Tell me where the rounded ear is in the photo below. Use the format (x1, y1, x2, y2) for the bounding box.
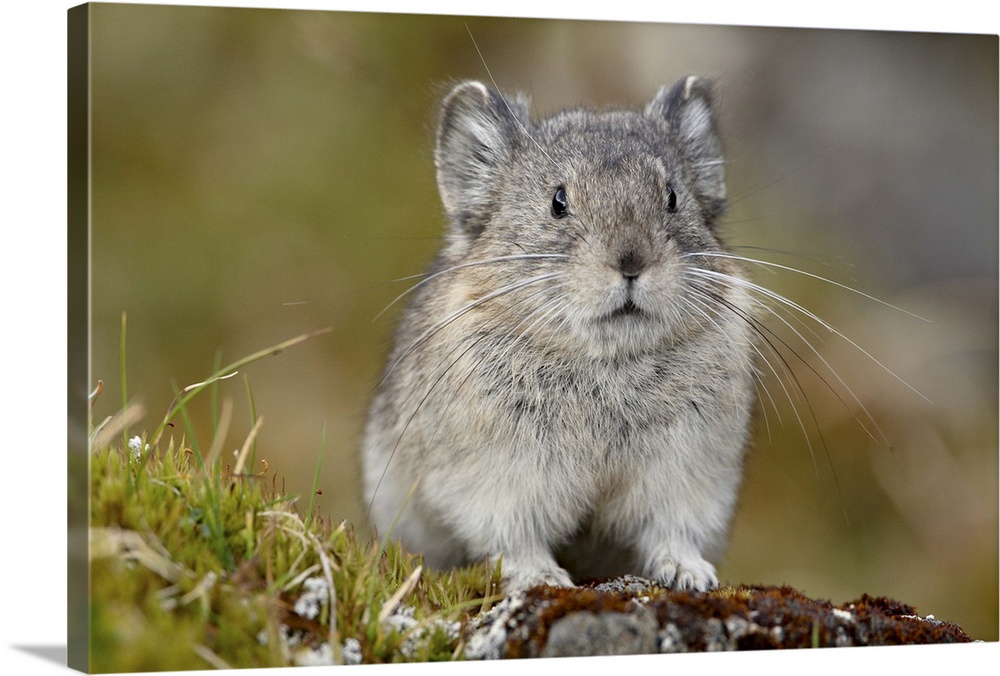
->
(434, 81, 530, 237)
(646, 76, 726, 221)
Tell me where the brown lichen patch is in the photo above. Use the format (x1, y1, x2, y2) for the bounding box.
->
(839, 593, 973, 646)
(646, 585, 974, 650)
(474, 581, 974, 659)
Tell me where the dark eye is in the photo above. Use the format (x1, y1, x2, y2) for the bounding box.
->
(551, 185, 569, 218)
(666, 185, 677, 212)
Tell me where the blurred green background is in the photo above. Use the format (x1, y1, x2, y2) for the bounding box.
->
(88, 4, 998, 640)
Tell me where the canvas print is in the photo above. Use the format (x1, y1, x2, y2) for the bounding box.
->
(69, 2, 998, 671)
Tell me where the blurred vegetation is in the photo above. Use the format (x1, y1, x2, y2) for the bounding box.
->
(87, 3, 998, 644)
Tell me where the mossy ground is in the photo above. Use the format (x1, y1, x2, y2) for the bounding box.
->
(89, 436, 502, 671)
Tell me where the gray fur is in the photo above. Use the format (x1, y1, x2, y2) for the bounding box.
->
(362, 76, 757, 592)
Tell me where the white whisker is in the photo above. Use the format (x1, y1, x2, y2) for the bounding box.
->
(418, 287, 570, 455)
(379, 271, 563, 386)
(373, 253, 569, 322)
(465, 24, 559, 169)
(367, 275, 565, 514)
(688, 265, 931, 405)
(683, 279, 820, 467)
(691, 267, 891, 445)
(684, 251, 930, 323)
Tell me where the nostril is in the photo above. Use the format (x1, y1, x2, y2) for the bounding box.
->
(619, 251, 645, 279)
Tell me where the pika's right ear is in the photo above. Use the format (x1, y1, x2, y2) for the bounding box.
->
(435, 81, 528, 237)
(647, 76, 726, 223)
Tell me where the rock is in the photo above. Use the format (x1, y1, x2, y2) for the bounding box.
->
(541, 607, 660, 657)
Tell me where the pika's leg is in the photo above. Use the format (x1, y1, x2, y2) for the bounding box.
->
(637, 534, 719, 591)
(602, 448, 742, 592)
(461, 517, 576, 591)
(494, 548, 574, 592)
(450, 486, 581, 592)
(630, 487, 737, 591)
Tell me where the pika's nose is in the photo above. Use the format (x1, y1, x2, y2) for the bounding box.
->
(618, 250, 645, 279)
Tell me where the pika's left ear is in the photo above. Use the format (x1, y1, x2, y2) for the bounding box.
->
(646, 76, 726, 222)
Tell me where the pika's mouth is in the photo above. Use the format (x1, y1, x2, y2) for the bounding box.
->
(606, 298, 646, 320)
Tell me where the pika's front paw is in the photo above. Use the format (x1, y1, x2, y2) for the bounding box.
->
(502, 563, 574, 593)
(648, 553, 718, 592)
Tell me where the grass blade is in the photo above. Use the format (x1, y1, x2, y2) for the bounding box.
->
(150, 328, 332, 448)
(305, 421, 326, 532)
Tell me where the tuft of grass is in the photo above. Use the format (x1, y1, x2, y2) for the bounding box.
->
(88, 331, 502, 670)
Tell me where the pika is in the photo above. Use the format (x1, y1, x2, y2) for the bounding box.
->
(362, 76, 757, 592)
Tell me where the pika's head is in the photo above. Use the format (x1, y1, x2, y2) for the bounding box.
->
(432, 77, 742, 357)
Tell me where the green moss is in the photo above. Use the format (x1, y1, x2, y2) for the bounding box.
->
(89, 436, 501, 670)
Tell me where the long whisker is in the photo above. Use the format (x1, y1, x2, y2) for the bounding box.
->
(365, 275, 567, 510)
(431, 290, 569, 434)
(724, 154, 819, 208)
(682, 288, 783, 428)
(366, 327, 494, 518)
(688, 262, 931, 405)
(690, 267, 891, 446)
(728, 244, 852, 271)
(685, 273, 852, 492)
(373, 253, 570, 322)
(465, 24, 559, 169)
(369, 281, 565, 514)
(734, 295, 851, 521)
(685, 251, 929, 323)
(678, 290, 781, 436)
(683, 280, 821, 470)
(378, 271, 563, 387)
